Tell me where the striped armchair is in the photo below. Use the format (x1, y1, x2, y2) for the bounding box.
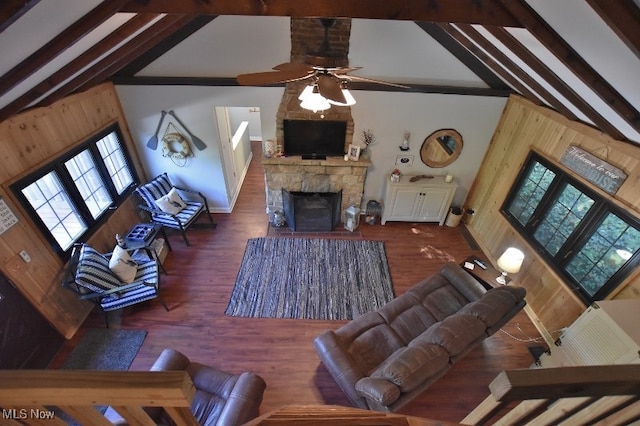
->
(135, 173, 215, 246)
(62, 244, 168, 327)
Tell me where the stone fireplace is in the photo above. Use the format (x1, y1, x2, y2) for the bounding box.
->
(264, 18, 369, 221)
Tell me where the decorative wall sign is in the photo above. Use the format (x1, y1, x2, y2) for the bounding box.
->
(560, 145, 627, 195)
(0, 198, 19, 234)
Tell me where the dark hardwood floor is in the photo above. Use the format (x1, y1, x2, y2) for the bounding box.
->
(51, 142, 542, 423)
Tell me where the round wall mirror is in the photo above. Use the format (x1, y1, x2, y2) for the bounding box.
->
(420, 129, 463, 168)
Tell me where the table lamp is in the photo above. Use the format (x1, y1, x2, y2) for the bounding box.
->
(496, 247, 524, 285)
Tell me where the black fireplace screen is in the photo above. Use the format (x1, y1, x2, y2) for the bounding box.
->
(282, 189, 342, 232)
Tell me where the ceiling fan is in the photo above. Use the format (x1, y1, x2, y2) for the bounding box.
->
(236, 18, 408, 105)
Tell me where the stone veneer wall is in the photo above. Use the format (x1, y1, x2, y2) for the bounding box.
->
(264, 17, 367, 219)
(263, 157, 370, 216)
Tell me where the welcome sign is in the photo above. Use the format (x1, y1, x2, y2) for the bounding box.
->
(560, 145, 627, 195)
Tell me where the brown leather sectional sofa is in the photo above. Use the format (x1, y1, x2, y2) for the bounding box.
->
(314, 262, 526, 412)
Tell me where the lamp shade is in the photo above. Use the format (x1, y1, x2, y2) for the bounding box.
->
(300, 85, 331, 112)
(497, 247, 525, 274)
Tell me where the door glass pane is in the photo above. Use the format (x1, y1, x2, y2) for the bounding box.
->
(565, 213, 640, 296)
(65, 150, 112, 218)
(96, 132, 134, 194)
(507, 161, 556, 226)
(21, 172, 87, 250)
(533, 184, 595, 255)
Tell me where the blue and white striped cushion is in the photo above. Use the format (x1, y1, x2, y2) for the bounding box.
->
(75, 245, 122, 294)
(99, 258, 159, 310)
(133, 259, 159, 284)
(135, 173, 173, 208)
(151, 201, 203, 228)
(100, 284, 158, 311)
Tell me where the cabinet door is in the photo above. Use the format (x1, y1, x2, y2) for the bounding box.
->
(416, 188, 450, 221)
(388, 187, 422, 220)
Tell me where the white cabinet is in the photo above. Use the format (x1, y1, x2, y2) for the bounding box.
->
(381, 175, 457, 225)
(534, 299, 640, 368)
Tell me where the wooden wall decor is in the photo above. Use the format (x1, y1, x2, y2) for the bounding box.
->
(0, 198, 19, 234)
(0, 82, 148, 339)
(465, 95, 640, 342)
(559, 144, 627, 195)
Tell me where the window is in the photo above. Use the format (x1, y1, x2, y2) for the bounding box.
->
(12, 124, 138, 257)
(502, 152, 640, 304)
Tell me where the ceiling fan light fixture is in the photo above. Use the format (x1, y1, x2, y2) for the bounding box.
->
(300, 84, 331, 112)
(298, 84, 315, 101)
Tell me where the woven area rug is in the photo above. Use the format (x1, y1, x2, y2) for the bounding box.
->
(225, 237, 395, 320)
(61, 329, 147, 370)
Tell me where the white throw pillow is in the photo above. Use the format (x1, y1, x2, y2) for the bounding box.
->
(155, 187, 186, 215)
(109, 245, 138, 284)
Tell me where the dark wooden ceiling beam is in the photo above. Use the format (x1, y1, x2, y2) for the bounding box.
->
(453, 23, 578, 120)
(586, 0, 640, 60)
(38, 15, 196, 108)
(0, 0, 128, 97)
(111, 76, 513, 97)
(439, 24, 544, 108)
(497, 0, 640, 136)
(120, 0, 522, 27)
(0, 0, 39, 34)
(485, 26, 625, 140)
(415, 22, 509, 90)
(0, 14, 159, 123)
(115, 15, 218, 77)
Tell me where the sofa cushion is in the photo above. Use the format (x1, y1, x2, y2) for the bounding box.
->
(440, 262, 487, 302)
(355, 377, 401, 406)
(377, 294, 438, 344)
(459, 286, 527, 328)
(347, 323, 405, 374)
(371, 344, 449, 392)
(415, 314, 486, 357)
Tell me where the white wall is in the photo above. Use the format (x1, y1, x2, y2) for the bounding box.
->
(116, 84, 506, 214)
(115, 85, 282, 212)
(350, 91, 507, 207)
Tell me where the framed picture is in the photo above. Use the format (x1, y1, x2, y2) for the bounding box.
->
(395, 155, 414, 166)
(348, 144, 361, 161)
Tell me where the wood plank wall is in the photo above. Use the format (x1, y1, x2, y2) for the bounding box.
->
(0, 83, 148, 339)
(466, 95, 640, 339)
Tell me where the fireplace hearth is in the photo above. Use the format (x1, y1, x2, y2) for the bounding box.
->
(282, 189, 342, 232)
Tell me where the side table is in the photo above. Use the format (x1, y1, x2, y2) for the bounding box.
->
(124, 223, 172, 272)
(461, 255, 511, 290)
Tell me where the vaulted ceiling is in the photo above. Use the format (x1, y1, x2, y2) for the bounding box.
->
(1, 0, 639, 145)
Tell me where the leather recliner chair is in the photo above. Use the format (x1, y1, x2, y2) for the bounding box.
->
(105, 348, 266, 425)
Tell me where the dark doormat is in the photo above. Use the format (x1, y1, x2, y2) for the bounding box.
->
(61, 328, 147, 370)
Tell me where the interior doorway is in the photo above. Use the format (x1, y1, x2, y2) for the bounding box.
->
(214, 106, 262, 210)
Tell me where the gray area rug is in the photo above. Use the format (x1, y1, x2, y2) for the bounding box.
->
(61, 328, 147, 370)
(225, 238, 395, 320)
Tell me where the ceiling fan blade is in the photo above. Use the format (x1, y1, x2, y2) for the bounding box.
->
(272, 62, 314, 72)
(334, 66, 362, 73)
(317, 74, 346, 104)
(237, 68, 314, 86)
(338, 74, 410, 89)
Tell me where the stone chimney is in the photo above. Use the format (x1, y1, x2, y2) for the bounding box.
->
(275, 18, 354, 152)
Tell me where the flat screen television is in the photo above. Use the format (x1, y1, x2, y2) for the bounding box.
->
(283, 119, 347, 158)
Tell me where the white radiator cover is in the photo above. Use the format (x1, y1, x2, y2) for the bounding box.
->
(536, 299, 640, 368)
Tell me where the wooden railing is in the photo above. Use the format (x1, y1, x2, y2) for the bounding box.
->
(0, 370, 197, 425)
(462, 364, 640, 425)
(2, 366, 639, 425)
